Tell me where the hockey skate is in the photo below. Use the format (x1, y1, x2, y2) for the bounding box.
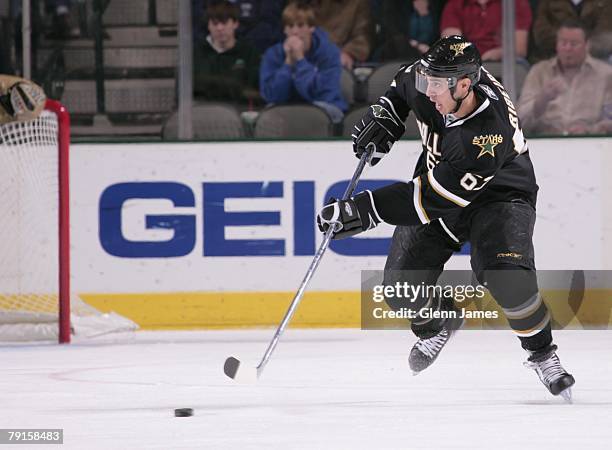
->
(408, 303, 464, 375)
(524, 344, 575, 403)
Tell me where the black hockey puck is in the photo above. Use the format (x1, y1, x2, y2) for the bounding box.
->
(174, 408, 194, 417)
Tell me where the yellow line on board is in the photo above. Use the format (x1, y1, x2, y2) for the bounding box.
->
(79, 289, 612, 330)
(80, 291, 362, 330)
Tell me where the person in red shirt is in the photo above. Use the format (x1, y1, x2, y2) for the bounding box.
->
(440, 0, 532, 61)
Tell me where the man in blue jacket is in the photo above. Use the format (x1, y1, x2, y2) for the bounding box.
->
(259, 1, 348, 123)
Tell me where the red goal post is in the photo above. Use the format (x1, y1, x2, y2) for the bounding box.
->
(0, 99, 135, 343)
(46, 99, 71, 343)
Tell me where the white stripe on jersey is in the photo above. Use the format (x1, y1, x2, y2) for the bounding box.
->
(445, 98, 490, 128)
(380, 96, 401, 123)
(365, 190, 383, 223)
(427, 171, 471, 207)
(412, 177, 430, 224)
(438, 218, 460, 243)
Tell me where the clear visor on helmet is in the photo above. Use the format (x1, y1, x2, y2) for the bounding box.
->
(415, 63, 457, 95)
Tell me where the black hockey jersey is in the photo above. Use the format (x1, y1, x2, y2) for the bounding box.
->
(370, 64, 539, 228)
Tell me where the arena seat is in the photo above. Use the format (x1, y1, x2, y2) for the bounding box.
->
(341, 68, 356, 106)
(366, 62, 404, 103)
(254, 104, 333, 138)
(162, 102, 246, 140)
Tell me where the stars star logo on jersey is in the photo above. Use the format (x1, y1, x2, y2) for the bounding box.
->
(371, 104, 399, 127)
(449, 42, 471, 57)
(473, 134, 503, 158)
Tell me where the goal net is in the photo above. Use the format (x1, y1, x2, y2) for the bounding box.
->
(0, 99, 136, 342)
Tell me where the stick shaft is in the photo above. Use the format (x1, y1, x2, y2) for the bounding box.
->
(255, 151, 371, 375)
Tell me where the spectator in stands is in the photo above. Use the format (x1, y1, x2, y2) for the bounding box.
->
(195, 0, 285, 54)
(371, 0, 441, 62)
(233, 0, 285, 54)
(312, 0, 371, 70)
(531, 0, 612, 62)
(260, 1, 347, 122)
(518, 19, 612, 135)
(193, 1, 260, 103)
(440, 0, 532, 61)
(408, 0, 438, 53)
(370, 0, 409, 61)
(45, 0, 81, 39)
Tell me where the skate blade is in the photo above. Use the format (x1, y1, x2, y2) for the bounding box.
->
(560, 388, 573, 404)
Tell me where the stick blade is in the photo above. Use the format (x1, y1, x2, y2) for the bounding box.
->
(224, 356, 241, 379)
(223, 356, 258, 383)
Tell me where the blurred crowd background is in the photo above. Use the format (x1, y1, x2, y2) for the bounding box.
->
(1, 0, 610, 140)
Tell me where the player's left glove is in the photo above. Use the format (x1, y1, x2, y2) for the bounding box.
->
(352, 97, 405, 166)
(316, 191, 381, 240)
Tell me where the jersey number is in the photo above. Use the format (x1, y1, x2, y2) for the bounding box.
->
(460, 173, 493, 191)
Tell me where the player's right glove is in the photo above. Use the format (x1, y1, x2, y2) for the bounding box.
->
(316, 191, 381, 240)
(352, 97, 405, 166)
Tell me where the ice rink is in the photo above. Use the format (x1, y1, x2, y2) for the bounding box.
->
(2, 328, 611, 449)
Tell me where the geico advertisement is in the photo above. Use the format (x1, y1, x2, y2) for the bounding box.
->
(70, 139, 608, 293)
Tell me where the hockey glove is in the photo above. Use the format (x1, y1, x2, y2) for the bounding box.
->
(352, 97, 405, 166)
(316, 191, 381, 240)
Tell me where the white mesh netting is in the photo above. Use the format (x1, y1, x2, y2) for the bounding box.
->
(0, 110, 136, 341)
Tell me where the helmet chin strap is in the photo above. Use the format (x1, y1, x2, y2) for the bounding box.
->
(449, 87, 471, 115)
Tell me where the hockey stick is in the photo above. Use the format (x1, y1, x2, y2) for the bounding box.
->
(223, 146, 374, 382)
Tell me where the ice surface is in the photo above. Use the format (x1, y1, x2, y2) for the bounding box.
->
(1, 329, 611, 449)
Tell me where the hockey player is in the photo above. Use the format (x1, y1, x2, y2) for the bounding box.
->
(316, 36, 575, 401)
